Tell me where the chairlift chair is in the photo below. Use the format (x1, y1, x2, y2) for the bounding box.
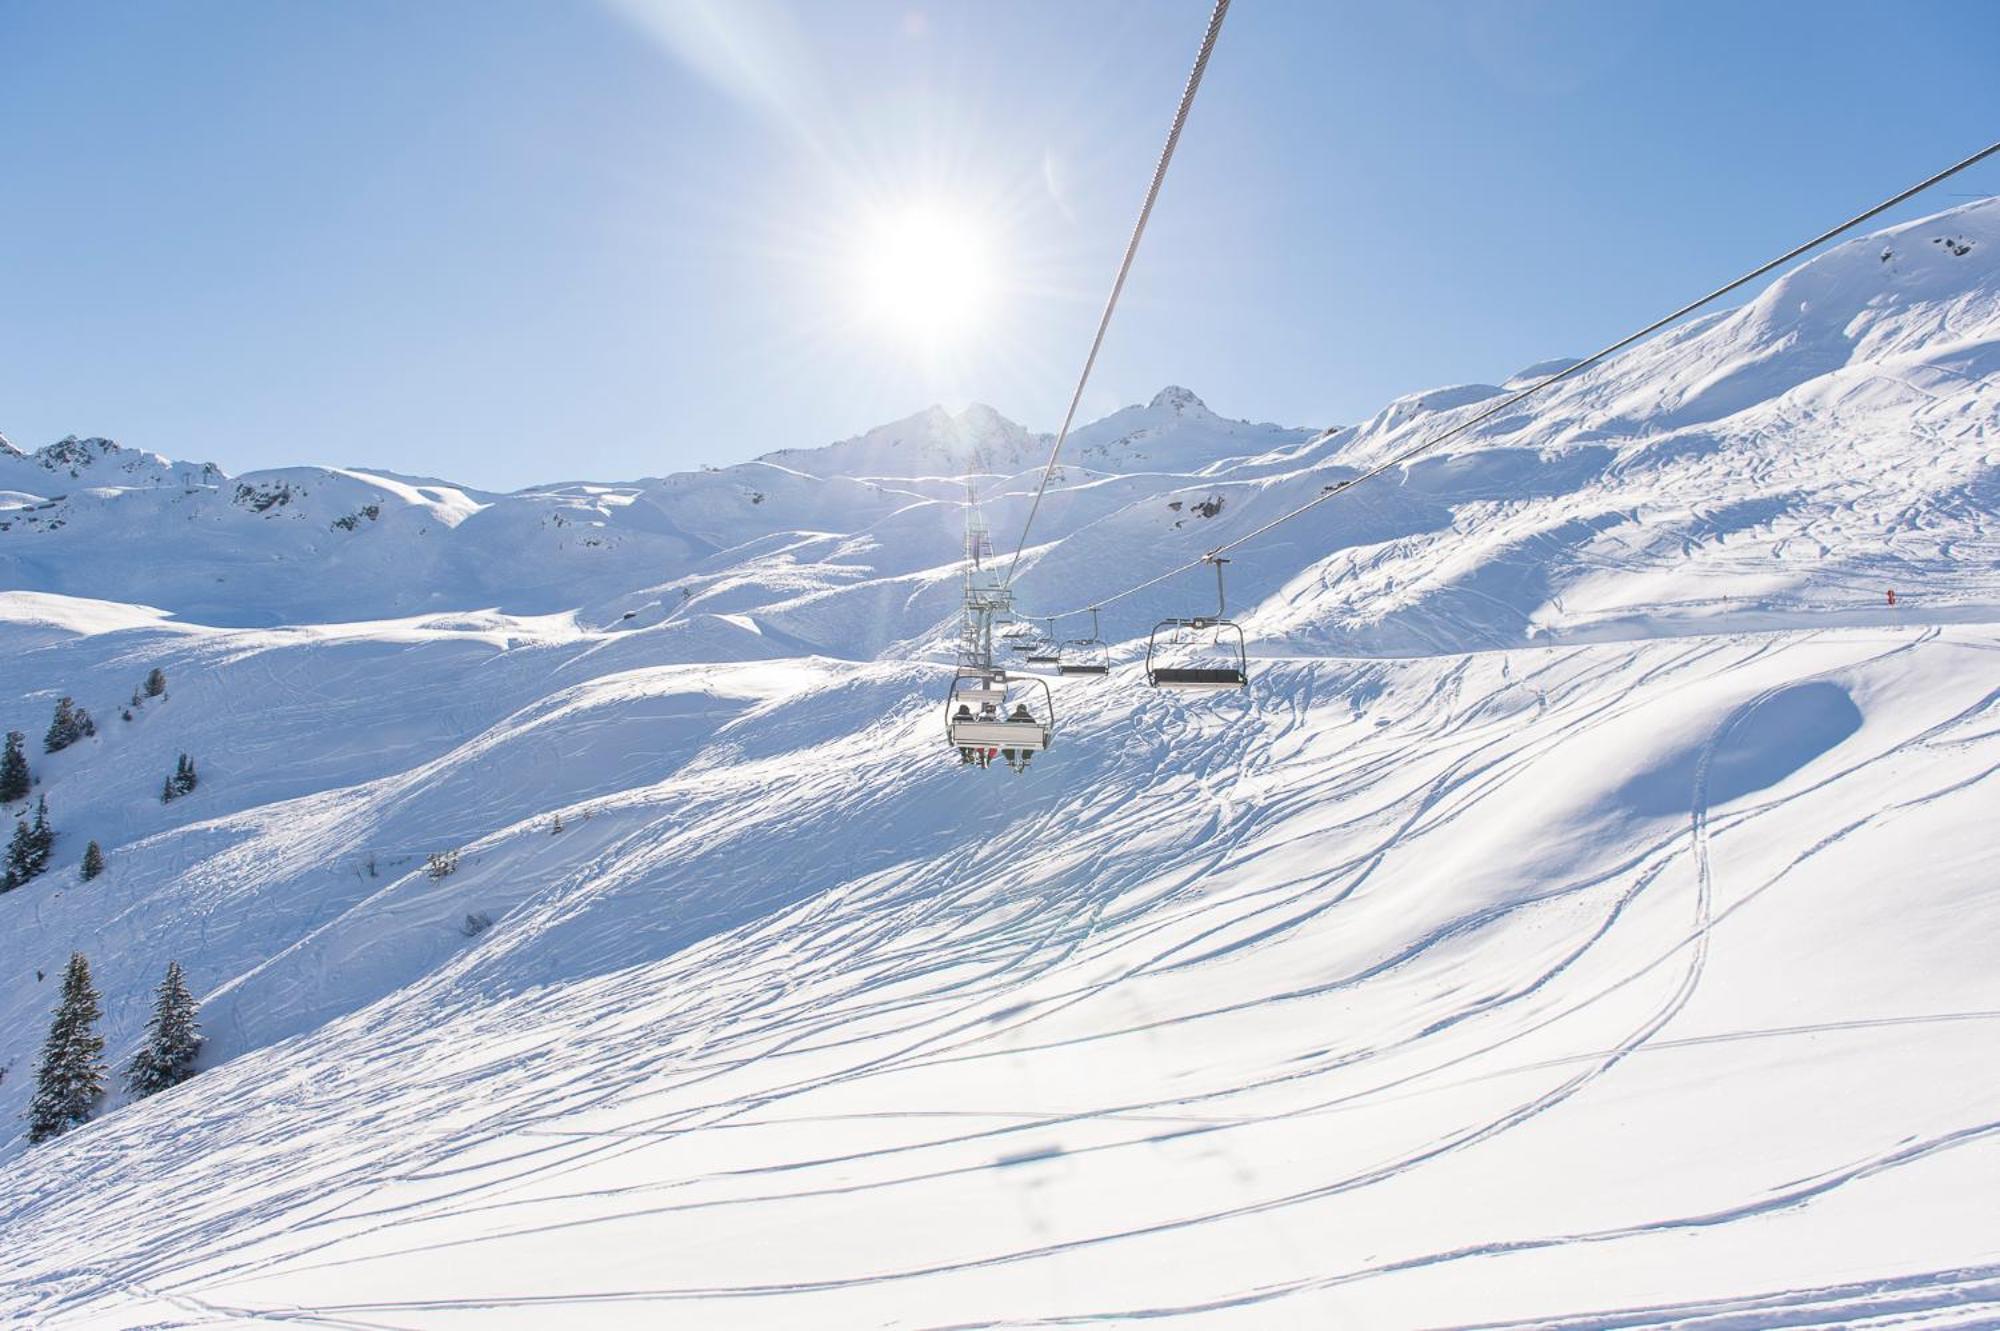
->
(950, 668, 1008, 709)
(1025, 618, 1062, 665)
(946, 671, 1054, 771)
(1147, 557, 1249, 690)
(1057, 608, 1111, 676)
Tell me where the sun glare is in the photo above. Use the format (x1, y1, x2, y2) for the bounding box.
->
(849, 205, 996, 348)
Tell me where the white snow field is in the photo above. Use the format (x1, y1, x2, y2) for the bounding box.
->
(0, 202, 1995, 1328)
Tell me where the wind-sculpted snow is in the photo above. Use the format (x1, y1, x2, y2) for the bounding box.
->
(0, 200, 1997, 1328)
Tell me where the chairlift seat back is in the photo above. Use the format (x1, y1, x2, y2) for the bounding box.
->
(949, 718, 1049, 751)
(1150, 666, 1246, 689)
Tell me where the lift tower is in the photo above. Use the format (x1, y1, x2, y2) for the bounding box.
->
(958, 478, 1013, 673)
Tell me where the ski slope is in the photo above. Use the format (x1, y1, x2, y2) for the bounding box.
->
(0, 201, 1996, 1328)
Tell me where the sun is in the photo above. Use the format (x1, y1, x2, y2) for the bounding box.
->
(848, 204, 996, 348)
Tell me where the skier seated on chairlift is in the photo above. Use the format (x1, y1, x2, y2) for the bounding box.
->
(954, 703, 976, 764)
(1003, 702, 1037, 772)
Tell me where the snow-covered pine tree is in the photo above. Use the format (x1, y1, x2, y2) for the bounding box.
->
(126, 960, 202, 1098)
(28, 952, 106, 1143)
(161, 775, 175, 804)
(145, 667, 167, 698)
(0, 730, 29, 802)
(43, 697, 96, 752)
(26, 795, 53, 877)
(173, 753, 199, 796)
(44, 697, 77, 753)
(81, 840, 105, 881)
(5, 797, 55, 888)
(2, 818, 29, 891)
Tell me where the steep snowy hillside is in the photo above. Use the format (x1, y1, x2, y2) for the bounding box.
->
(1, 609, 1994, 1328)
(0, 200, 1996, 1328)
(1004, 203, 2000, 654)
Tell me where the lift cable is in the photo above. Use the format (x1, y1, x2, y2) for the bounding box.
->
(1001, 0, 1232, 588)
(1019, 136, 2000, 623)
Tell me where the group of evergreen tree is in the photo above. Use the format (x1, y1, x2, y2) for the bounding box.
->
(125, 668, 168, 720)
(3, 796, 54, 891)
(1, 730, 30, 803)
(43, 697, 96, 754)
(160, 753, 199, 803)
(27, 954, 203, 1145)
(0, 788, 107, 887)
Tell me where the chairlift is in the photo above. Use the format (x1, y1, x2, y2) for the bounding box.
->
(1058, 608, 1111, 676)
(1146, 557, 1248, 690)
(946, 670, 1054, 773)
(1025, 618, 1062, 665)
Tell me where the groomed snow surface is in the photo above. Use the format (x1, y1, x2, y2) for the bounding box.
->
(0, 202, 1996, 1327)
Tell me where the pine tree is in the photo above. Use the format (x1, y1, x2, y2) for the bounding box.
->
(80, 840, 105, 881)
(126, 960, 202, 1099)
(44, 697, 76, 753)
(173, 753, 199, 796)
(43, 697, 95, 753)
(0, 730, 29, 803)
(26, 795, 53, 876)
(145, 667, 167, 698)
(28, 953, 106, 1143)
(161, 774, 176, 804)
(4, 797, 54, 889)
(2, 819, 28, 891)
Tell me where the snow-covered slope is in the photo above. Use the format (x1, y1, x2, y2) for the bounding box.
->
(0, 200, 1996, 1328)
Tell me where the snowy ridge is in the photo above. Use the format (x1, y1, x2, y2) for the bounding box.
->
(0, 200, 1996, 1328)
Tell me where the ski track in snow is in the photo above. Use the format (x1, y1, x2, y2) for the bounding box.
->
(2, 625, 1994, 1329)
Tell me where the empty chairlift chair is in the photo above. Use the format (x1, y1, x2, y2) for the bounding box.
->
(1057, 608, 1111, 676)
(1025, 618, 1062, 665)
(1146, 557, 1249, 691)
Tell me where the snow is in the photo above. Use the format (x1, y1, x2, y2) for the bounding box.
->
(0, 200, 1995, 1328)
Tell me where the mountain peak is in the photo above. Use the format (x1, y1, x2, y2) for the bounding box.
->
(1148, 385, 1208, 414)
(0, 434, 224, 493)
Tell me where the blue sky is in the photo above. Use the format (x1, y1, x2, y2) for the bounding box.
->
(3, 0, 1996, 489)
